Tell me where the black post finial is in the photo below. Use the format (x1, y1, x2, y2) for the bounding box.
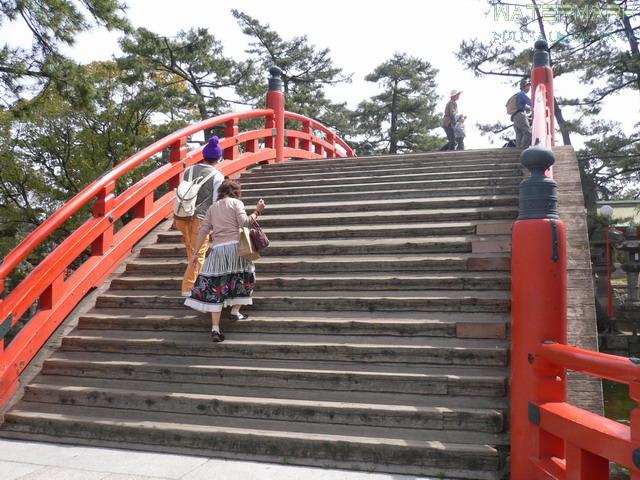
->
(518, 146, 558, 220)
(533, 40, 550, 68)
(268, 66, 283, 92)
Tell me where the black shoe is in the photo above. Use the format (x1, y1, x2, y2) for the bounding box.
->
(229, 313, 248, 321)
(211, 331, 225, 342)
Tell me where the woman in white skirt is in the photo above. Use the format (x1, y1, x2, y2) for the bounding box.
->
(185, 179, 266, 342)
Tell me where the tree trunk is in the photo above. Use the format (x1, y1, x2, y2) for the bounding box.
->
(553, 99, 572, 146)
(622, 13, 640, 91)
(389, 83, 398, 154)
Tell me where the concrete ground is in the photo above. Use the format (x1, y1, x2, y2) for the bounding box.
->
(0, 439, 446, 480)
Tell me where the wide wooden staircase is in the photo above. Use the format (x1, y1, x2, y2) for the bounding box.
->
(0, 150, 522, 479)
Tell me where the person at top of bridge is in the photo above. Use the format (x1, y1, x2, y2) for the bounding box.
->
(174, 136, 225, 297)
(510, 79, 532, 148)
(454, 114, 466, 151)
(439, 89, 462, 151)
(184, 180, 266, 342)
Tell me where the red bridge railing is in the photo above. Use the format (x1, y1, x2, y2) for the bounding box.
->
(0, 66, 354, 408)
(511, 40, 640, 479)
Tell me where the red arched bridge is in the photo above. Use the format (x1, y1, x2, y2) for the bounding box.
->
(0, 41, 636, 480)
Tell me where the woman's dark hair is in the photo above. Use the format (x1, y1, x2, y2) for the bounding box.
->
(217, 179, 242, 200)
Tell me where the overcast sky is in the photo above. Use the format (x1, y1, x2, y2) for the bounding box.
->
(5, 0, 639, 148)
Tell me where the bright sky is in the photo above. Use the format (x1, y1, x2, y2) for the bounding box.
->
(5, 0, 639, 149)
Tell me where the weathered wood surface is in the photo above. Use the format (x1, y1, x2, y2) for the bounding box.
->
(553, 146, 603, 415)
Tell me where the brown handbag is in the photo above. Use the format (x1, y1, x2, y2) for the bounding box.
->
(249, 218, 269, 252)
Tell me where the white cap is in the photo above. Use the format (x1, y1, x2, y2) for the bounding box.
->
(450, 89, 462, 97)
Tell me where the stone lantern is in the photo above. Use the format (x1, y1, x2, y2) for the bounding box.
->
(618, 226, 640, 334)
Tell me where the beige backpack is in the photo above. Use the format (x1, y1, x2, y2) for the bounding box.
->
(506, 94, 519, 115)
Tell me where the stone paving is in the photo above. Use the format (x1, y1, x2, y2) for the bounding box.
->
(0, 439, 445, 480)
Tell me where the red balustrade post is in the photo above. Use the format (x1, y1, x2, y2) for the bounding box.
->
(169, 137, 188, 190)
(300, 120, 312, 152)
(265, 67, 285, 162)
(326, 132, 336, 158)
(224, 118, 239, 160)
(132, 193, 154, 219)
(511, 146, 567, 479)
(91, 181, 116, 256)
(530, 40, 555, 147)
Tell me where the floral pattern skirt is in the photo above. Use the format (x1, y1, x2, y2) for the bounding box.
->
(184, 240, 255, 313)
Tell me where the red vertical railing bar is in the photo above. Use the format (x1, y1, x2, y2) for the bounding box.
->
(91, 181, 116, 256)
(224, 118, 240, 160)
(510, 164, 567, 477)
(286, 134, 297, 150)
(265, 66, 285, 163)
(300, 120, 312, 152)
(169, 137, 187, 190)
(326, 132, 336, 159)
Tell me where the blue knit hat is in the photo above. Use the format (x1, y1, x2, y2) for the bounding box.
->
(202, 136, 223, 160)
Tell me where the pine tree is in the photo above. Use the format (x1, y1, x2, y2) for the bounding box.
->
(354, 53, 442, 154)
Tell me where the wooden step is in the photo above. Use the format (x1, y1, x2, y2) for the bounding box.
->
(1, 406, 505, 479)
(23, 383, 505, 433)
(78, 309, 509, 339)
(242, 161, 521, 181)
(59, 330, 509, 366)
(125, 253, 511, 275)
(95, 289, 511, 313)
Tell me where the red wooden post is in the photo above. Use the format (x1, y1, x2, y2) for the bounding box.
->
(246, 138, 258, 154)
(265, 67, 285, 162)
(91, 181, 116, 256)
(300, 120, 312, 152)
(132, 193, 154, 219)
(630, 384, 640, 480)
(326, 132, 336, 158)
(511, 146, 567, 479)
(566, 444, 609, 480)
(530, 40, 555, 147)
(169, 137, 187, 190)
(224, 118, 239, 160)
(39, 273, 65, 311)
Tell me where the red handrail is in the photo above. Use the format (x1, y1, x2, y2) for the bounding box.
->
(511, 40, 640, 480)
(0, 80, 355, 407)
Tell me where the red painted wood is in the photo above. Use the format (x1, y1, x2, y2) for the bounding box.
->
(537, 343, 640, 384)
(0, 103, 354, 409)
(511, 218, 568, 479)
(540, 402, 638, 471)
(565, 443, 608, 480)
(266, 90, 285, 162)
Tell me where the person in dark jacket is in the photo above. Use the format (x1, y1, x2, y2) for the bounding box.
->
(512, 79, 532, 148)
(440, 89, 462, 151)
